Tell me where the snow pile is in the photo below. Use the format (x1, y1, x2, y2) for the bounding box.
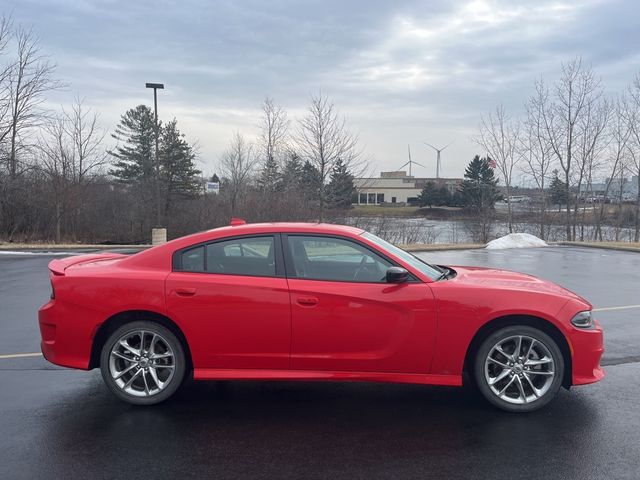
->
(485, 233, 547, 250)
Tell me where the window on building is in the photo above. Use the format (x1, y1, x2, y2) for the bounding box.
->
(368, 193, 376, 204)
(391, 197, 396, 203)
(376, 193, 385, 204)
(359, 193, 367, 204)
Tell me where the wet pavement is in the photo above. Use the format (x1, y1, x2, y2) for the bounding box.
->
(1, 246, 639, 479)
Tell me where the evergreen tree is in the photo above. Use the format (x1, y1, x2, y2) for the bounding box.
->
(257, 155, 281, 193)
(159, 119, 201, 214)
(460, 155, 501, 211)
(280, 152, 304, 192)
(326, 158, 355, 209)
(435, 185, 451, 206)
(109, 105, 157, 183)
(210, 173, 220, 183)
(549, 169, 568, 210)
(300, 160, 322, 203)
(418, 181, 438, 208)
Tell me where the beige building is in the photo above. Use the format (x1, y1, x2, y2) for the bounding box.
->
(354, 171, 462, 205)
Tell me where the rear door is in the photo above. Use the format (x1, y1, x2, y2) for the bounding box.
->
(284, 234, 436, 374)
(165, 234, 291, 370)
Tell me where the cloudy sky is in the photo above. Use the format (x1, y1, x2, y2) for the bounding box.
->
(4, 0, 640, 179)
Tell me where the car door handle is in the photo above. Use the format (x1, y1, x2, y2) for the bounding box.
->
(175, 287, 197, 297)
(296, 296, 318, 307)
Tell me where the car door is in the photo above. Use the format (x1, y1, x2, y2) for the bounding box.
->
(283, 234, 437, 374)
(165, 234, 291, 370)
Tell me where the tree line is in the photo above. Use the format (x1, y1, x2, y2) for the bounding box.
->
(0, 15, 362, 244)
(475, 58, 640, 242)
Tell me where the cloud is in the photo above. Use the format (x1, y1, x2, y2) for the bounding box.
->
(4, 0, 640, 177)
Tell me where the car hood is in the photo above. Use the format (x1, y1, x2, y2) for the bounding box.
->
(446, 265, 590, 306)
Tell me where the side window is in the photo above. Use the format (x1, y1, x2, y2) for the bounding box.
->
(287, 236, 392, 282)
(180, 246, 204, 272)
(206, 236, 275, 277)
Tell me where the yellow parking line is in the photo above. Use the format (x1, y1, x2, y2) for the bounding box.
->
(0, 352, 42, 359)
(593, 305, 640, 312)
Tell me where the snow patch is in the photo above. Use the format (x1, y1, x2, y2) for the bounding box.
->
(485, 233, 548, 250)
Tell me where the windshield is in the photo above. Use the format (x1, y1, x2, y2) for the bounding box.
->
(361, 232, 444, 280)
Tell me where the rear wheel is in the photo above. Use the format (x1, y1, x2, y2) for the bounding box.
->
(100, 321, 186, 405)
(474, 325, 564, 413)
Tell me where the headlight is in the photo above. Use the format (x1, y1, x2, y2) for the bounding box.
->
(571, 310, 593, 329)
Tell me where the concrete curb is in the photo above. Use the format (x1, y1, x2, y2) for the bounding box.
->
(552, 241, 640, 253)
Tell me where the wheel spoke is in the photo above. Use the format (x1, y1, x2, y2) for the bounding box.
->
(114, 363, 137, 380)
(525, 369, 554, 376)
(515, 336, 523, 360)
(495, 345, 514, 362)
(487, 357, 510, 368)
(111, 351, 135, 362)
(154, 364, 174, 370)
(497, 376, 516, 396)
(150, 334, 158, 355)
(525, 338, 536, 360)
(489, 369, 511, 386)
(525, 357, 553, 366)
(149, 367, 164, 389)
(142, 369, 150, 395)
(139, 331, 146, 354)
(150, 352, 172, 360)
(123, 368, 142, 389)
(515, 376, 527, 403)
(523, 373, 541, 398)
(119, 340, 140, 356)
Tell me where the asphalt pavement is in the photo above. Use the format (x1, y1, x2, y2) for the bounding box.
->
(1, 246, 639, 479)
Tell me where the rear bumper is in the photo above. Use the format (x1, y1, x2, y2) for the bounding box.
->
(38, 299, 93, 370)
(570, 320, 605, 385)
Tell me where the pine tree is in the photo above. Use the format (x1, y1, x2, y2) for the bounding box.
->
(326, 159, 355, 209)
(109, 105, 157, 183)
(460, 155, 500, 211)
(280, 152, 304, 192)
(300, 160, 322, 203)
(159, 119, 201, 214)
(418, 181, 438, 208)
(549, 169, 568, 210)
(257, 155, 281, 193)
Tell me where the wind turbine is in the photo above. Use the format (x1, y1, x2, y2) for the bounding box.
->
(398, 144, 426, 177)
(423, 140, 454, 179)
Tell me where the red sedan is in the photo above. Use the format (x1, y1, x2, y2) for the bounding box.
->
(38, 221, 604, 412)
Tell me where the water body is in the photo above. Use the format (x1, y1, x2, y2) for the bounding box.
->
(342, 216, 637, 244)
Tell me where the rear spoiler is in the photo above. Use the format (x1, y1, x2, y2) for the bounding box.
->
(48, 253, 126, 276)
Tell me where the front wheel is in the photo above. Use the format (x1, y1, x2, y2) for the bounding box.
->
(474, 325, 564, 413)
(100, 321, 187, 405)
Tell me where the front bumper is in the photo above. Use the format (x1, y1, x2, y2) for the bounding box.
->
(569, 319, 605, 385)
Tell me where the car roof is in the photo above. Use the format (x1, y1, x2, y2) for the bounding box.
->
(122, 222, 365, 269)
(206, 222, 364, 236)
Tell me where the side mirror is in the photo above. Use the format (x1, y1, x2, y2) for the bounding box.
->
(386, 266, 409, 283)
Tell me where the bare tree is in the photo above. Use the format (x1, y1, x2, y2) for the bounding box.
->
(3, 25, 62, 177)
(537, 58, 603, 240)
(594, 97, 630, 240)
(295, 93, 362, 221)
(626, 72, 640, 242)
(0, 14, 13, 147)
(523, 80, 556, 239)
(258, 97, 289, 165)
(36, 98, 107, 242)
(219, 132, 256, 213)
(476, 104, 520, 232)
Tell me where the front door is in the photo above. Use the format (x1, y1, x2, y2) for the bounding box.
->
(166, 235, 291, 370)
(284, 235, 436, 374)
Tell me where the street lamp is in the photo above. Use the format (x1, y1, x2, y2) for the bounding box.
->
(146, 82, 164, 226)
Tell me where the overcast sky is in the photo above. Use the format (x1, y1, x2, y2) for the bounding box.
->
(5, 0, 640, 179)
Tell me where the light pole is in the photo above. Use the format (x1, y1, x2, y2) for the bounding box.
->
(146, 82, 164, 226)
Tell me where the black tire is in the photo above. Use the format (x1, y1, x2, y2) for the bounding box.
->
(100, 321, 187, 405)
(473, 325, 564, 413)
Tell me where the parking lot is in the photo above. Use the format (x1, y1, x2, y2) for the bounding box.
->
(1, 246, 639, 479)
